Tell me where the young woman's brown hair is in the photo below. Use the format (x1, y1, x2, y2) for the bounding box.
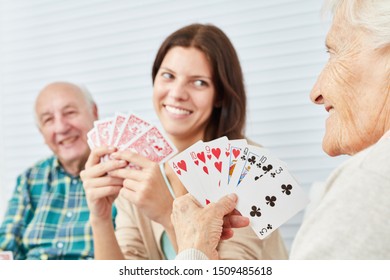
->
(152, 23, 246, 141)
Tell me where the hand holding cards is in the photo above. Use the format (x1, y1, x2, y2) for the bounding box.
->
(169, 137, 309, 239)
(87, 112, 177, 164)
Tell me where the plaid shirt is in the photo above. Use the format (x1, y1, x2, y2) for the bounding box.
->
(0, 156, 114, 260)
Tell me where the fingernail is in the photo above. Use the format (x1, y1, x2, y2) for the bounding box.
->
(108, 146, 116, 151)
(118, 160, 127, 165)
(227, 193, 237, 202)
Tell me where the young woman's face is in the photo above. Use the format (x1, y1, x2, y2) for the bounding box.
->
(153, 46, 216, 145)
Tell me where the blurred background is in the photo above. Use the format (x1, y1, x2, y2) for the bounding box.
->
(0, 0, 347, 252)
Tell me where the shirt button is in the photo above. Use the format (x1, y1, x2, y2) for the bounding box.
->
(56, 242, 64, 249)
(66, 212, 73, 218)
(72, 179, 78, 185)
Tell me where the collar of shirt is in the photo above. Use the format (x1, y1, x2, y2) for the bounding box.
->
(52, 157, 80, 180)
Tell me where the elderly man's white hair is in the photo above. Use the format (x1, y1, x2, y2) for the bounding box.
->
(34, 81, 96, 126)
(323, 0, 390, 48)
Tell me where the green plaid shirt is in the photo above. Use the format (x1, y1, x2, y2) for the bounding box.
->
(0, 156, 114, 260)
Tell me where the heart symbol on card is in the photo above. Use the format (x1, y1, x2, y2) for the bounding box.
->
(197, 152, 206, 163)
(207, 154, 212, 159)
(206, 199, 211, 205)
(212, 148, 221, 159)
(176, 170, 181, 175)
(214, 161, 222, 172)
(177, 160, 187, 172)
(233, 148, 240, 158)
(225, 151, 230, 157)
(194, 160, 199, 165)
(203, 166, 209, 174)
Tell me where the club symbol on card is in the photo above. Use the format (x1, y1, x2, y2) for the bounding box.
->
(267, 224, 273, 230)
(265, 196, 277, 207)
(241, 155, 246, 161)
(250, 206, 261, 217)
(271, 172, 276, 178)
(262, 164, 273, 173)
(256, 162, 262, 168)
(281, 184, 292, 195)
(254, 174, 263, 181)
(248, 156, 256, 165)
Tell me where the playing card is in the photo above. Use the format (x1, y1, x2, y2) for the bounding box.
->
(94, 118, 114, 147)
(237, 146, 289, 187)
(115, 113, 151, 150)
(126, 126, 177, 164)
(0, 251, 13, 260)
(235, 168, 309, 239)
(198, 136, 230, 202)
(229, 145, 273, 188)
(168, 140, 209, 205)
(169, 136, 308, 240)
(108, 112, 128, 146)
(87, 127, 99, 149)
(227, 139, 248, 185)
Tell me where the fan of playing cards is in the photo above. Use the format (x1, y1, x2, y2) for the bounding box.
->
(169, 136, 309, 240)
(87, 112, 178, 164)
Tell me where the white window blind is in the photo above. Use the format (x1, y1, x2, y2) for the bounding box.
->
(0, 0, 347, 252)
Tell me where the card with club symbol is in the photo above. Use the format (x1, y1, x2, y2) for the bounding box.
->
(87, 112, 178, 165)
(169, 136, 309, 239)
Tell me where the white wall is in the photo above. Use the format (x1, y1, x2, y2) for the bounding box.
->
(0, 0, 347, 252)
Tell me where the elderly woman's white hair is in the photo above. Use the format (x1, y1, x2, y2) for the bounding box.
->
(323, 0, 390, 48)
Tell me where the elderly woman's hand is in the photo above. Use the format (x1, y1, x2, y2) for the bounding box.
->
(171, 193, 249, 260)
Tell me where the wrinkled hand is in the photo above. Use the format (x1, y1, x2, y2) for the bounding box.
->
(171, 193, 249, 260)
(80, 146, 127, 221)
(108, 151, 174, 228)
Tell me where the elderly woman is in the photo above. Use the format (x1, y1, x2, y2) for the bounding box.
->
(171, 0, 390, 260)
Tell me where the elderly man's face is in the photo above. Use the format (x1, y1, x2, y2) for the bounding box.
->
(310, 10, 390, 156)
(35, 84, 97, 173)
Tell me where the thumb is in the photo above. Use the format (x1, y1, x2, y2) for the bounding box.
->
(214, 193, 238, 218)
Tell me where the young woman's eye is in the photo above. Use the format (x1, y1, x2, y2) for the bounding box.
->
(162, 72, 173, 79)
(194, 80, 207, 87)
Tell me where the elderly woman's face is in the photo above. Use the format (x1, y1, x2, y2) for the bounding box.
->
(310, 11, 390, 156)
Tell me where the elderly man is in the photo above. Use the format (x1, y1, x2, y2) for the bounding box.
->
(171, 0, 390, 260)
(0, 82, 102, 259)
